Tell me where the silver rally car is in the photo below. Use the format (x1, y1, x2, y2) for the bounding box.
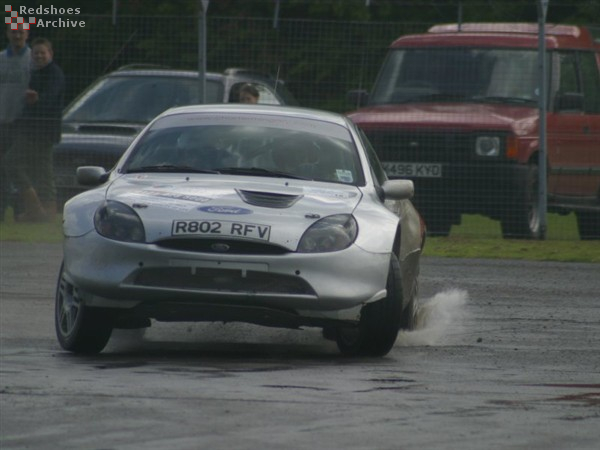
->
(56, 104, 425, 356)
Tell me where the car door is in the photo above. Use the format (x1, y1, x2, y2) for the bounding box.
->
(548, 50, 600, 199)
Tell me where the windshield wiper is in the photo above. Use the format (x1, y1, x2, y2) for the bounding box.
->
(379, 92, 470, 105)
(217, 167, 310, 180)
(414, 92, 470, 102)
(473, 96, 535, 105)
(125, 164, 220, 174)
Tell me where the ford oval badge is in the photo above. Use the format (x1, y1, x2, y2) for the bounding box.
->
(211, 243, 230, 253)
(198, 206, 253, 215)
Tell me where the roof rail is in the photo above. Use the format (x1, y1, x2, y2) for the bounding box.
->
(115, 64, 172, 71)
(428, 23, 584, 38)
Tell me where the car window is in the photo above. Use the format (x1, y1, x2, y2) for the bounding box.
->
(229, 82, 281, 105)
(371, 48, 538, 104)
(557, 52, 580, 94)
(124, 117, 364, 185)
(357, 128, 387, 186)
(580, 51, 600, 114)
(63, 75, 225, 123)
(272, 81, 299, 106)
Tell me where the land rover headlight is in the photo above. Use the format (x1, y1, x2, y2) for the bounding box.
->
(475, 136, 501, 157)
(94, 201, 146, 243)
(297, 214, 358, 253)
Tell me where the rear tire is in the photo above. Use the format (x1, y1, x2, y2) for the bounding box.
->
(501, 164, 544, 239)
(336, 254, 404, 357)
(55, 263, 115, 354)
(576, 211, 600, 240)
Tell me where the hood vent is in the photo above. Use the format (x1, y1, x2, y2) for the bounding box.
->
(237, 189, 303, 209)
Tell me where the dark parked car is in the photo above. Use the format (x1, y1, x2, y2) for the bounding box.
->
(53, 66, 299, 206)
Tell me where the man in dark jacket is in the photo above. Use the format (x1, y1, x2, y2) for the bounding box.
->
(4, 37, 64, 222)
(0, 23, 31, 221)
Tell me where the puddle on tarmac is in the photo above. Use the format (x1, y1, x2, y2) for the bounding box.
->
(396, 289, 469, 346)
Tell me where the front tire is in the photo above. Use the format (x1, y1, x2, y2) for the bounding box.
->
(55, 263, 115, 354)
(335, 254, 405, 357)
(501, 164, 544, 239)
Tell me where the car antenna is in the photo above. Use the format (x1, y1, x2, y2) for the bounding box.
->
(102, 30, 138, 73)
(357, 53, 365, 109)
(274, 65, 281, 95)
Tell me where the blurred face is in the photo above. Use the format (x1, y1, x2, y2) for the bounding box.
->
(6, 25, 29, 51)
(240, 92, 258, 104)
(32, 43, 52, 69)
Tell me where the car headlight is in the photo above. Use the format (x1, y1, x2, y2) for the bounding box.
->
(94, 201, 146, 243)
(297, 214, 358, 253)
(475, 136, 501, 157)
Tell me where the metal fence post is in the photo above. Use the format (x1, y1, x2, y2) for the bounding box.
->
(538, 0, 549, 239)
(198, 0, 209, 104)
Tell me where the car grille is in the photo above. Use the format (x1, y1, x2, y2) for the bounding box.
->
(364, 129, 474, 162)
(237, 189, 302, 208)
(134, 267, 315, 295)
(155, 238, 289, 255)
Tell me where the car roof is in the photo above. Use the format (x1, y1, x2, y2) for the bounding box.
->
(109, 68, 223, 79)
(158, 104, 352, 127)
(394, 23, 597, 50)
(107, 66, 283, 87)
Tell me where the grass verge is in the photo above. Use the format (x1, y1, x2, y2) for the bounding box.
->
(424, 213, 599, 263)
(1, 208, 598, 263)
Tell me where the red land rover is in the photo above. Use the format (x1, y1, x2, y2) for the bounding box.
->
(347, 23, 600, 239)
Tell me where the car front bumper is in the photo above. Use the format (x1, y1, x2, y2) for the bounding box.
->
(63, 232, 393, 325)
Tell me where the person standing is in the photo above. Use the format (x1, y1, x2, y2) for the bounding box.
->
(0, 23, 31, 221)
(3, 37, 65, 222)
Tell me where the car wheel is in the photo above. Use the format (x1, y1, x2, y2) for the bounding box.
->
(576, 211, 600, 240)
(501, 164, 544, 239)
(55, 263, 114, 354)
(335, 254, 404, 357)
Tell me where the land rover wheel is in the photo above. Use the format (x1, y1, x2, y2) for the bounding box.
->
(419, 209, 453, 237)
(576, 211, 600, 240)
(501, 164, 544, 240)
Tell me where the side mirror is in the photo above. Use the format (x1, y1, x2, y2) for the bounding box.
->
(76, 166, 109, 186)
(555, 92, 584, 112)
(347, 89, 369, 108)
(382, 179, 414, 200)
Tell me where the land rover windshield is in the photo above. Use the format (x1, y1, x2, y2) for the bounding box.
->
(369, 48, 539, 105)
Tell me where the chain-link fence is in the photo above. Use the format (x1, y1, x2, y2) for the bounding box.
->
(1, 13, 599, 240)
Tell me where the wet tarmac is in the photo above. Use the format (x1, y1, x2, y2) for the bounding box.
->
(1, 242, 599, 449)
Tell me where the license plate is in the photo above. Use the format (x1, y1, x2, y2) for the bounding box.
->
(172, 220, 271, 241)
(382, 162, 442, 178)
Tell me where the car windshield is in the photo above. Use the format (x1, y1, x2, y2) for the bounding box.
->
(63, 75, 224, 123)
(123, 114, 364, 185)
(370, 48, 539, 105)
